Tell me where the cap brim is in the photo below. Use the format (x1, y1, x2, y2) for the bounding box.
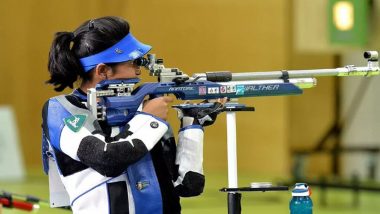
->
(80, 33, 152, 72)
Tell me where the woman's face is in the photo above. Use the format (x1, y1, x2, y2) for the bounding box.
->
(106, 61, 141, 80)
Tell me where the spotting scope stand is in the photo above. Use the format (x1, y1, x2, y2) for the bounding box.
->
(217, 51, 379, 214)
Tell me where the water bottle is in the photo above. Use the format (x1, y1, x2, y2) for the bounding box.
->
(290, 183, 313, 214)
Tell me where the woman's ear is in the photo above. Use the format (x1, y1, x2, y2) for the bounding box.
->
(94, 63, 110, 81)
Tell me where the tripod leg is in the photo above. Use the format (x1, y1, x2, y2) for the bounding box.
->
(228, 192, 242, 214)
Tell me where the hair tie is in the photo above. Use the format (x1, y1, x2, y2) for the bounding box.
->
(88, 20, 95, 30)
(70, 32, 75, 41)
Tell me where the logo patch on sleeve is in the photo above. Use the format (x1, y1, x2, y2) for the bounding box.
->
(63, 114, 87, 132)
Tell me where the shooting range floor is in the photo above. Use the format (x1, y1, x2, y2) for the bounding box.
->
(1, 169, 380, 214)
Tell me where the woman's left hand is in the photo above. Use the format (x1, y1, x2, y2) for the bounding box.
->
(175, 98, 227, 127)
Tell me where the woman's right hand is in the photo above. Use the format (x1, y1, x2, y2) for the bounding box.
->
(142, 96, 174, 120)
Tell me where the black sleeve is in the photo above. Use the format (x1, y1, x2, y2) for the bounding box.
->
(63, 94, 152, 177)
(77, 136, 148, 177)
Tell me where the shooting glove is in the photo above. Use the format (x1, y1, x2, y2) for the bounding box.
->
(175, 101, 224, 127)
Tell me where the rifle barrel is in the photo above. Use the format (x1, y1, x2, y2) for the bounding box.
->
(230, 67, 379, 80)
(219, 78, 316, 89)
(193, 63, 379, 81)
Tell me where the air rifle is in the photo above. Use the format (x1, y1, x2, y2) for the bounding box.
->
(87, 51, 379, 126)
(0, 190, 48, 212)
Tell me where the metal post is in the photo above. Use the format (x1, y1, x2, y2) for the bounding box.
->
(226, 111, 241, 214)
(227, 112, 238, 189)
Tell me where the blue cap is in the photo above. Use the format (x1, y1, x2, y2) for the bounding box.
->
(79, 33, 152, 72)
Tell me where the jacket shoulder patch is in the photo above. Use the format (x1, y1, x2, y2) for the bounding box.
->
(63, 114, 87, 132)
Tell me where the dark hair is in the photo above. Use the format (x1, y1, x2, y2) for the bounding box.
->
(47, 16, 130, 92)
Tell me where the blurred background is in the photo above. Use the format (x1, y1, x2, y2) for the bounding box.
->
(1, 0, 380, 213)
